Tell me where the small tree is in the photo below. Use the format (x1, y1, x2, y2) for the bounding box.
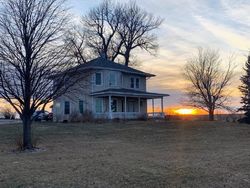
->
(184, 48, 234, 121)
(239, 55, 250, 123)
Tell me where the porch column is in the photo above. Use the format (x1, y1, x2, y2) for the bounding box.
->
(138, 97, 141, 113)
(161, 97, 164, 117)
(109, 95, 112, 119)
(152, 98, 155, 117)
(124, 96, 127, 119)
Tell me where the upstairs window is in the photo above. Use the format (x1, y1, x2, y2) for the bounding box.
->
(95, 73, 102, 85)
(136, 78, 140, 89)
(130, 77, 135, 88)
(109, 73, 117, 86)
(79, 100, 84, 114)
(64, 101, 70, 115)
(130, 77, 140, 89)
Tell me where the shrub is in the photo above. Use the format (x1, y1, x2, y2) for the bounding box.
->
(238, 117, 250, 124)
(69, 111, 81, 123)
(81, 110, 94, 122)
(138, 113, 148, 121)
(14, 133, 40, 151)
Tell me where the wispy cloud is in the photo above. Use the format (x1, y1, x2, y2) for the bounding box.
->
(196, 16, 250, 50)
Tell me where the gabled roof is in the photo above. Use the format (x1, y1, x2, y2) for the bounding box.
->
(77, 57, 155, 77)
(91, 88, 169, 99)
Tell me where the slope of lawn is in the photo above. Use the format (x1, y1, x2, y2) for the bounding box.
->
(0, 120, 250, 188)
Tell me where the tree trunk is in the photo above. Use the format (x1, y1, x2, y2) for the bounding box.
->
(124, 49, 130, 67)
(208, 109, 214, 121)
(23, 115, 33, 150)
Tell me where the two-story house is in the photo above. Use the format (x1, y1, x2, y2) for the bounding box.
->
(53, 57, 169, 121)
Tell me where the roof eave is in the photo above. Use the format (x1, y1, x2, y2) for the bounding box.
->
(91, 91, 169, 98)
(79, 66, 155, 77)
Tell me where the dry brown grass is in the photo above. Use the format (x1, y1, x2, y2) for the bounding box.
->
(0, 120, 250, 188)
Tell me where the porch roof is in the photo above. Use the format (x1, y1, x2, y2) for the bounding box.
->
(90, 88, 169, 99)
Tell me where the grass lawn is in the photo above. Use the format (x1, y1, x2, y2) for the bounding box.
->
(0, 120, 250, 188)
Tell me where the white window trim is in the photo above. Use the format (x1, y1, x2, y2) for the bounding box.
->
(109, 72, 117, 86)
(130, 77, 140, 89)
(95, 72, 103, 86)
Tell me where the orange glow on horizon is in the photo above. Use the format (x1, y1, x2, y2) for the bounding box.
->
(174, 108, 197, 115)
(147, 105, 207, 116)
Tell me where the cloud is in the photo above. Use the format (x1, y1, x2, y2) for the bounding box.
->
(196, 16, 250, 51)
(220, 0, 250, 27)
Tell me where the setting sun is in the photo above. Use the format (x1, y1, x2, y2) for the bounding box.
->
(174, 109, 197, 115)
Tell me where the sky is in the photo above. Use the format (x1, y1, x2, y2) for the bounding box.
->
(3, 0, 249, 114)
(68, 0, 250, 112)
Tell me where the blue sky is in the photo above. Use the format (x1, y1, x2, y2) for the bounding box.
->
(69, 0, 250, 110)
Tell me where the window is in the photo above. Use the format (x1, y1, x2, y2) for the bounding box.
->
(64, 101, 70, 115)
(79, 100, 84, 114)
(95, 73, 102, 85)
(109, 73, 116, 86)
(95, 98, 103, 113)
(130, 77, 139, 89)
(130, 77, 135, 88)
(136, 78, 140, 89)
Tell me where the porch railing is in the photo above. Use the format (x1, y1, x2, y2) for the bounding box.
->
(147, 112, 165, 118)
(95, 112, 165, 119)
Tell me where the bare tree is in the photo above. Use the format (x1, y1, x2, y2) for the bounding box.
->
(184, 48, 234, 121)
(118, 2, 162, 66)
(83, 0, 123, 61)
(0, 0, 78, 150)
(81, 0, 162, 66)
(64, 26, 90, 64)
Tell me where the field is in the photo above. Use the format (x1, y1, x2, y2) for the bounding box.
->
(0, 120, 250, 188)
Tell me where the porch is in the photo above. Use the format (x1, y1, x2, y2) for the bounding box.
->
(91, 88, 169, 119)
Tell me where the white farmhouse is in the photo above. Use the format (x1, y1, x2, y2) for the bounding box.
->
(53, 57, 169, 121)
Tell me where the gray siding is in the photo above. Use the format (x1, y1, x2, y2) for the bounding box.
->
(53, 69, 148, 122)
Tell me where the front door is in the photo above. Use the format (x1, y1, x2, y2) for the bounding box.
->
(111, 99, 117, 112)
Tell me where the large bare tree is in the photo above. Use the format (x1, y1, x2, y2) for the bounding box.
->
(80, 0, 162, 66)
(83, 0, 123, 61)
(184, 48, 234, 121)
(117, 2, 162, 66)
(0, 0, 77, 150)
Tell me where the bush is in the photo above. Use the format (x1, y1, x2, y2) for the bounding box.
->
(138, 113, 148, 121)
(81, 110, 94, 122)
(14, 133, 40, 151)
(68, 110, 95, 123)
(238, 117, 250, 124)
(69, 111, 81, 123)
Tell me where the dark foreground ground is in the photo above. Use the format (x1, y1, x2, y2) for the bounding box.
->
(0, 120, 250, 188)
